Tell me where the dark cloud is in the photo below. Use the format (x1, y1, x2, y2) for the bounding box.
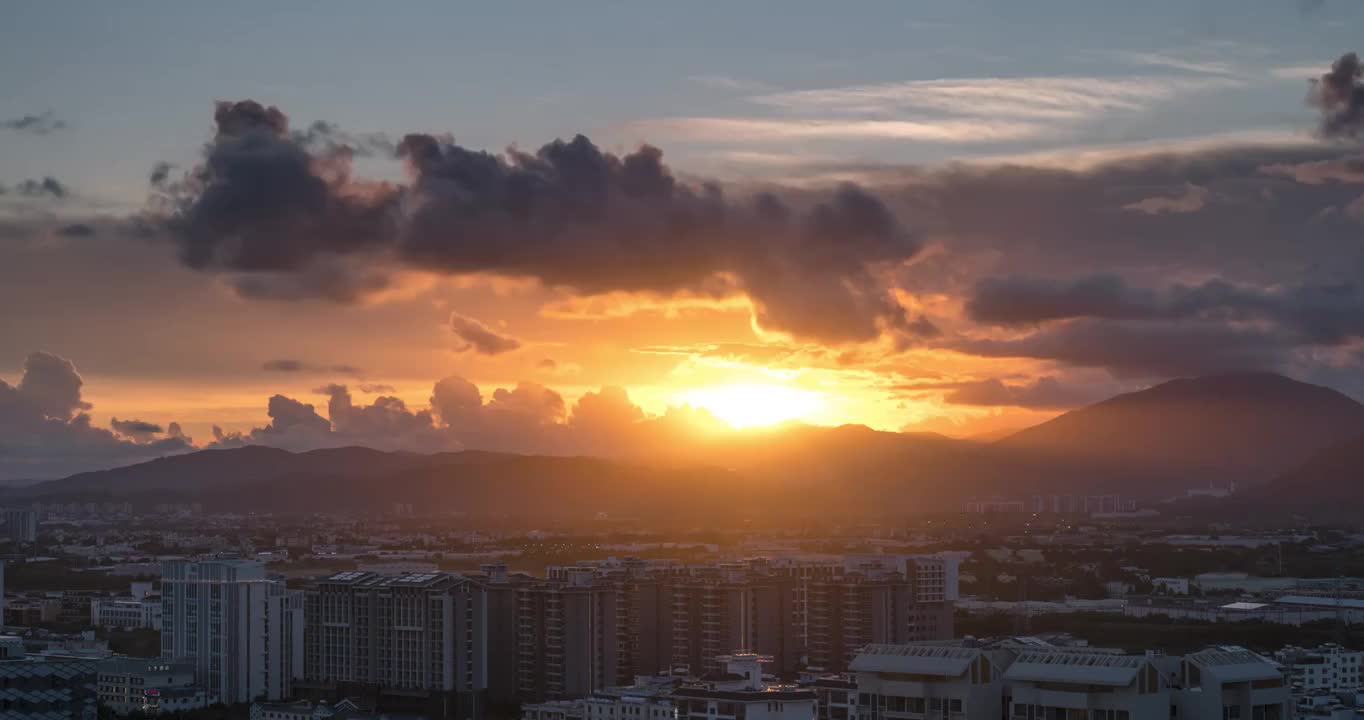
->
(1311, 52, 1364, 139)
(58, 224, 95, 238)
(0, 352, 191, 481)
(965, 274, 1364, 346)
(536, 358, 558, 370)
(149, 162, 174, 186)
(448, 312, 521, 355)
(357, 383, 396, 394)
(951, 320, 1295, 378)
(110, 417, 164, 443)
(0, 111, 65, 135)
(1, 177, 68, 199)
(157, 100, 921, 344)
(163, 100, 397, 275)
(942, 376, 1106, 410)
(261, 359, 362, 375)
(261, 359, 305, 372)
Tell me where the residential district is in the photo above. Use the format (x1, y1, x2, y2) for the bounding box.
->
(2, 505, 1364, 718)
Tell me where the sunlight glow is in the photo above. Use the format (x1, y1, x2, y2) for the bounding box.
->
(679, 383, 825, 429)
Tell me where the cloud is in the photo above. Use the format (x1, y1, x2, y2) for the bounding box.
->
(0, 177, 68, 199)
(964, 274, 1364, 346)
(1121, 183, 1209, 214)
(0, 352, 192, 481)
(1310, 52, 1364, 138)
(448, 312, 521, 355)
(357, 383, 396, 394)
(261, 359, 362, 375)
(628, 117, 1045, 143)
(156, 100, 924, 344)
(942, 376, 1106, 410)
(0, 111, 65, 135)
(750, 74, 1243, 121)
(110, 417, 165, 443)
(57, 224, 96, 237)
(952, 319, 1295, 378)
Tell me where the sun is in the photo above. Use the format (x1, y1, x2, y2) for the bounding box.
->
(679, 383, 825, 429)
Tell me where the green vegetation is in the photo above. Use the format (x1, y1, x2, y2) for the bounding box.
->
(957, 610, 1364, 655)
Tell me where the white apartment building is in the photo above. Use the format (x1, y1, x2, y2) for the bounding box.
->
(1274, 643, 1364, 693)
(1172, 646, 1291, 720)
(849, 643, 1007, 720)
(160, 559, 302, 703)
(92, 596, 163, 630)
(1003, 648, 1170, 720)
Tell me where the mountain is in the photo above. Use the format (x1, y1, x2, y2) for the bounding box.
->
(15, 372, 1362, 516)
(1248, 432, 1364, 510)
(994, 372, 1364, 493)
(8, 426, 982, 520)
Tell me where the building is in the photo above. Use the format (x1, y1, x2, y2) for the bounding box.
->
(140, 686, 220, 715)
(160, 559, 301, 704)
(514, 570, 622, 703)
(666, 564, 800, 678)
(1003, 646, 1170, 720)
(486, 554, 957, 705)
(523, 653, 811, 720)
(302, 571, 486, 719)
(96, 657, 198, 716)
(1152, 577, 1191, 595)
(1171, 646, 1291, 720)
(670, 653, 816, 720)
(0, 635, 100, 718)
(91, 596, 163, 631)
(849, 643, 1008, 720)
(1275, 643, 1364, 693)
(4, 509, 37, 544)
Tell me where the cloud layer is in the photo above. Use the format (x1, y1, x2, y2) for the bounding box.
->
(158, 100, 922, 344)
(0, 353, 192, 481)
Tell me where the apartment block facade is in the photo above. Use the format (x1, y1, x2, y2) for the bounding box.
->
(160, 559, 301, 704)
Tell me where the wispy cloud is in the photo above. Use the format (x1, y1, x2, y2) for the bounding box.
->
(1112, 51, 1237, 76)
(687, 75, 774, 94)
(750, 74, 1245, 121)
(0, 111, 66, 135)
(628, 116, 1046, 143)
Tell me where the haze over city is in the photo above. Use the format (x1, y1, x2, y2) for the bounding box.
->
(9, 5, 1364, 720)
(3, 1, 1364, 482)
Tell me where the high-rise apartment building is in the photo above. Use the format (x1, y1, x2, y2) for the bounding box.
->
(480, 553, 959, 704)
(513, 569, 622, 703)
(160, 559, 301, 704)
(4, 509, 37, 544)
(302, 571, 487, 719)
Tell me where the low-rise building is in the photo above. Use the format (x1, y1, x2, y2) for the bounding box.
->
(1003, 647, 1169, 720)
(91, 596, 162, 630)
(1171, 646, 1291, 720)
(1275, 644, 1364, 693)
(0, 635, 100, 718)
(97, 657, 198, 716)
(849, 643, 1008, 720)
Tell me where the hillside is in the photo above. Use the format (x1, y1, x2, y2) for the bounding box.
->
(14, 372, 1363, 515)
(1249, 433, 1364, 509)
(994, 372, 1364, 493)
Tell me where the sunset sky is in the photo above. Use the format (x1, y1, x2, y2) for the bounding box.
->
(3, 1, 1364, 480)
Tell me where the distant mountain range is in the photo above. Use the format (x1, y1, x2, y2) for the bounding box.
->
(10, 372, 1364, 518)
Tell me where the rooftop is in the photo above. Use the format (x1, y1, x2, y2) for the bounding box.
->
(850, 644, 979, 677)
(1003, 650, 1145, 687)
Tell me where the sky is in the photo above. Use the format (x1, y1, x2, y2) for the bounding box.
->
(2, 0, 1364, 480)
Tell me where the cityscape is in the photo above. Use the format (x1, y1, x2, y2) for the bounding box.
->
(4, 1, 1364, 719)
